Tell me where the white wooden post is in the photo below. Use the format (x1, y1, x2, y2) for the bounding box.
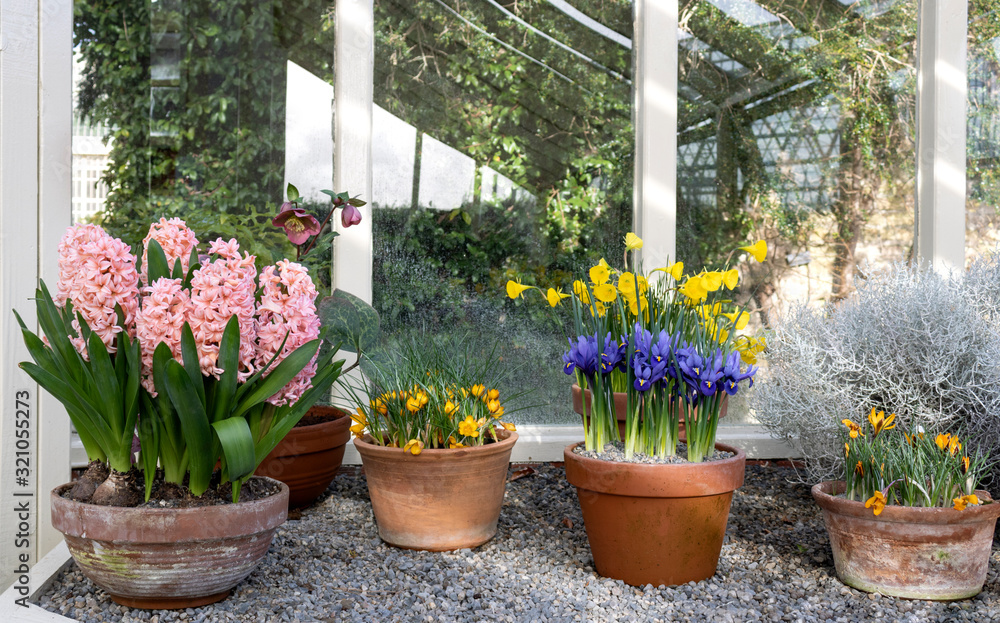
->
(333, 0, 374, 303)
(915, 0, 968, 271)
(633, 0, 678, 268)
(37, 0, 74, 558)
(1, 0, 41, 594)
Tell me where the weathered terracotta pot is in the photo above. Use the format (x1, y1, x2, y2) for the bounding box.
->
(50, 477, 288, 609)
(812, 480, 1000, 600)
(354, 429, 517, 551)
(255, 405, 351, 508)
(571, 384, 728, 439)
(564, 441, 745, 587)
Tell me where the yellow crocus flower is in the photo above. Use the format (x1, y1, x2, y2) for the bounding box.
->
(865, 491, 887, 516)
(867, 408, 896, 436)
(501, 422, 517, 431)
(403, 439, 424, 455)
(953, 494, 980, 511)
(471, 384, 485, 397)
(740, 240, 767, 263)
(445, 400, 459, 417)
(459, 416, 480, 437)
(546, 287, 570, 307)
(487, 388, 500, 400)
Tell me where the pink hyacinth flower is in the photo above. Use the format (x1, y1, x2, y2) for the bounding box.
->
(140, 218, 199, 285)
(135, 278, 192, 395)
(273, 202, 322, 245)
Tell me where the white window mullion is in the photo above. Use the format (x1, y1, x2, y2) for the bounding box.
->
(915, 0, 968, 270)
(633, 0, 678, 267)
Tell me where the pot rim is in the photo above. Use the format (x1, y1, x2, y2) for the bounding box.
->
(563, 440, 746, 498)
(812, 480, 1000, 524)
(291, 405, 350, 430)
(354, 428, 518, 457)
(51, 476, 289, 542)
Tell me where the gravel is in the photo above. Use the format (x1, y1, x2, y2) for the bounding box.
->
(575, 441, 734, 464)
(35, 463, 1000, 622)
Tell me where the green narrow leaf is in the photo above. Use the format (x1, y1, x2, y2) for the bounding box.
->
(179, 323, 206, 406)
(232, 339, 321, 419)
(18, 362, 115, 455)
(211, 316, 241, 423)
(147, 238, 171, 284)
(212, 417, 256, 484)
(86, 331, 124, 439)
(163, 360, 214, 496)
(138, 392, 160, 501)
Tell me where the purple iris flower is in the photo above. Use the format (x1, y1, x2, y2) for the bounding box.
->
(677, 348, 725, 396)
(562, 334, 600, 378)
(721, 351, 757, 395)
(599, 332, 627, 375)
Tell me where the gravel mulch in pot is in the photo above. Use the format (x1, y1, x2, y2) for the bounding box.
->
(35, 463, 1000, 622)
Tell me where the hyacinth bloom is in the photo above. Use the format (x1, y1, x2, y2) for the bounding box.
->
(189, 238, 259, 381)
(135, 277, 193, 394)
(273, 201, 322, 245)
(255, 259, 321, 405)
(140, 218, 199, 281)
(55, 224, 140, 356)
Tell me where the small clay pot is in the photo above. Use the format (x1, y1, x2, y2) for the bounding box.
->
(812, 481, 1000, 600)
(571, 384, 728, 440)
(255, 405, 351, 508)
(50, 477, 288, 609)
(564, 441, 745, 587)
(354, 429, 518, 551)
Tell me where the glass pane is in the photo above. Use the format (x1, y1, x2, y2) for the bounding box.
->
(967, 0, 1000, 262)
(677, 0, 918, 424)
(371, 0, 635, 424)
(73, 0, 337, 287)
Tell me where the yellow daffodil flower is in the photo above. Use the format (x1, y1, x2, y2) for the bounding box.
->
(590, 263, 610, 285)
(841, 419, 864, 439)
(867, 408, 896, 436)
(459, 416, 480, 437)
(668, 262, 684, 280)
(740, 240, 768, 263)
(501, 422, 517, 431)
(572, 279, 591, 304)
(591, 301, 607, 317)
(618, 272, 637, 295)
(506, 280, 532, 299)
(403, 439, 424, 455)
(722, 310, 750, 330)
(679, 275, 708, 303)
(865, 491, 887, 516)
(624, 232, 643, 251)
(701, 271, 723, 292)
(593, 283, 618, 303)
(953, 494, 980, 511)
(546, 287, 570, 307)
(722, 269, 739, 290)
(637, 275, 649, 295)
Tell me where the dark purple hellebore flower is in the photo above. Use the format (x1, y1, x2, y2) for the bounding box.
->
(273, 201, 322, 245)
(341, 202, 362, 228)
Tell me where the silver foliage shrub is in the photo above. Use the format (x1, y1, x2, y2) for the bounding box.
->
(751, 258, 1000, 485)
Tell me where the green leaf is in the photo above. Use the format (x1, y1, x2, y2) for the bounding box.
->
(179, 323, 206, 406)
(163, 360, 214, 496)
(137, 392, 160, 501)
(211, 316, 241, 423)
(147, 238, 171, 284)
(212, 417, 256, 484)
(286, 183, 299, 202)
(317, 289, 380, 354)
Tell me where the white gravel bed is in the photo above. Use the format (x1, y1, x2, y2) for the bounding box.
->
(35, 464, 1000, 622)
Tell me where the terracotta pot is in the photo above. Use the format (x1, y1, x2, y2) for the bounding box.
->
(50, 477, 288, 609)
(812, 480, 1000, 600)
(255, 405, 351, 508)
(571, 384, 728, 440)
(354, 429, 518, 551)
(564, 441, 745, 587)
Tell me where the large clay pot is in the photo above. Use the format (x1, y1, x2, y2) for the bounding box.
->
(50, 477, 288, 609)
(564, 441, 745, 587)
(812, 480, 1000, 600)
(571, 384, 728, 440)
(354, 429, 518, 551)
(255, 405, 351, 508)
